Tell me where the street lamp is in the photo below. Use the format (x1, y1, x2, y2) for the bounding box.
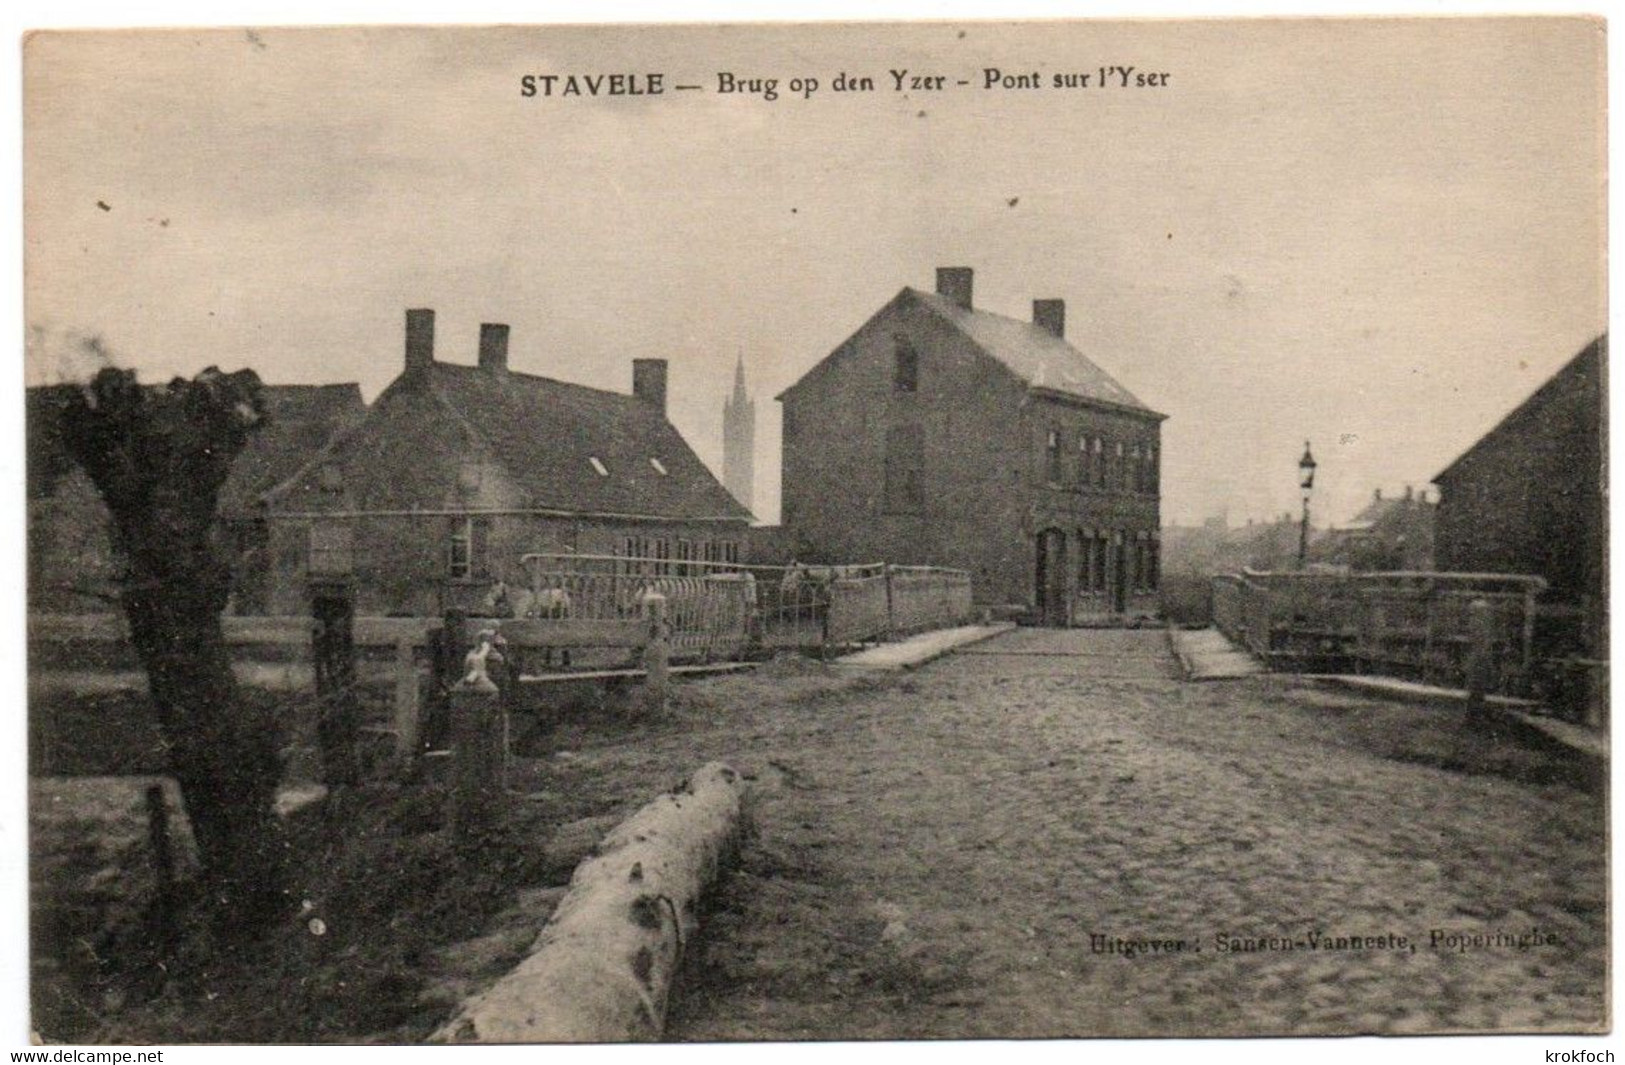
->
(1297, 440, 1317, 568)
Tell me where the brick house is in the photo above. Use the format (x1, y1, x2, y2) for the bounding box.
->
(27, 380, 364, 613)
(1432, 335, 1606, 666)
(260, 310, 752, 616)
(778, 267, 1167, 624)
(1313, 486, 1437, 573)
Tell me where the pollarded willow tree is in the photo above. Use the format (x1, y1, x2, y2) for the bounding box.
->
(63, 365, 291, 925)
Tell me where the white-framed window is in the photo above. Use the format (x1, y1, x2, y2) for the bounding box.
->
(589, 456, 609, 477)
(308, 521, 354, 575)
(447, 516, 490, 580)
(1045, 428, 1063, 484)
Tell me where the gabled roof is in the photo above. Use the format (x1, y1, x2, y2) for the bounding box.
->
(219, 384, 365, 513)
(779, 285, 1162, 417)
(27, 381, 364, 514)
(1434, 334, 1605, 485)
(906, 289, 1160, 415)
(305, 362, 751, 522)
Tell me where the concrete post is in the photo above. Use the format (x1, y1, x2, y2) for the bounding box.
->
(1465, 597, 1495, 711)
(393, 635, 420, 764)
(642, 593, 670, 713)
(883, 563, 896, 640)
(451, 639, 507, 840)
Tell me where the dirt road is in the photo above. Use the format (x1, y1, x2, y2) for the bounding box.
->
(642, 628, 1606, 1039)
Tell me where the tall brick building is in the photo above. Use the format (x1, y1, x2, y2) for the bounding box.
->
(779, 267, 1167, 624)
(262, 310, 751, 616)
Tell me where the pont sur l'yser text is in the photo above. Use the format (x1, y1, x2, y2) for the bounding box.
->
(518, 66, 1171, 102)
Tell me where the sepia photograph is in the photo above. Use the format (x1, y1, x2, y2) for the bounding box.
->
(17, 13, 1609, 1046)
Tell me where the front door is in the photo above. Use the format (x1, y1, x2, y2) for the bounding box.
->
(1035, 528, 1068, 626)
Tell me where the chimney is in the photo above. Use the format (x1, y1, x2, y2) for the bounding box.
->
(1033, 299, 1065, 338)
(405, 308, 435, 380)
(478, 323, 509, 373)
(632, 358, 668, 415)
(1404, 485, 1414, 502)
(1374, 488, 1382, 502)
(936, 267, 974, 310)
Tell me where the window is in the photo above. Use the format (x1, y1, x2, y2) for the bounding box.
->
(1093, 533, 1109, 590)
(1129, 446, 1142, 493)
(619, 535, 671, 576)
(1146, 446, 1159, 494)
(1112, 442, 1125, 490)
(1148, 539, 1161, 591)
(650, 457, 668, 475)
(1045, 428, 1063, 484)
(884, 423, 924, 513)
(894, 336, 919, 393)
(676, 538, 694, 575)
(317, 464, 344, 493)
(588, 456, 609, 477)
(447, 516, 490, 580)
(1078, 435, 1093, 486)
(308, 521, 353, 576)
(1092, 438, 1106, 488)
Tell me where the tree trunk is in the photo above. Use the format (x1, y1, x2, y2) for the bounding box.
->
(62, 366, 291, 925)
(433, 762, 748, 1043)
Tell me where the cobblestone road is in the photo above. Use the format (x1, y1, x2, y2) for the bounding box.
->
(639, 628, 1608, 1038)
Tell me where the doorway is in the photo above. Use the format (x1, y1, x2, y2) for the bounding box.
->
(1035, 528, 1069, 626)
(1112, 538, 1129, 614)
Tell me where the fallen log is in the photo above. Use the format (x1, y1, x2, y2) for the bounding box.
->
(432, 761, 748, 1043)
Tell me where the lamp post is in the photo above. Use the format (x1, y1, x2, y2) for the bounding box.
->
(1297, 440, 1317, 568)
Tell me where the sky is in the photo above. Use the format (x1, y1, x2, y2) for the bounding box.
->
(22, 18, 1605, 528)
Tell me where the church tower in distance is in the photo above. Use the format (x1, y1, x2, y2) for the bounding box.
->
(722, 354, 755, 516)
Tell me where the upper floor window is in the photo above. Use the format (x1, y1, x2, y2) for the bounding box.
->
(1045, 428, 1063, 484)
(894, 336, 919, 393)
(885, 422, 924, 513)
(1092, 438, 1106, 488)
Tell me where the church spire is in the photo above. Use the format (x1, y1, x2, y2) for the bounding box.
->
(722, 351, 755, 516)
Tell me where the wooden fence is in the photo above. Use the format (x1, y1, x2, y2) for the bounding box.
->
(1212, 570, 1546, 696)
(30, 556, 975, 768)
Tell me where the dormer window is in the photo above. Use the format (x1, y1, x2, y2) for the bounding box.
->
(649, 457, 668, 475)
(589, 457, 608, 477)
(318, 463, 343, 493)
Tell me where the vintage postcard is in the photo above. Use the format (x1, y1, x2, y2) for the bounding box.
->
(19, 16, 1607, 1047)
